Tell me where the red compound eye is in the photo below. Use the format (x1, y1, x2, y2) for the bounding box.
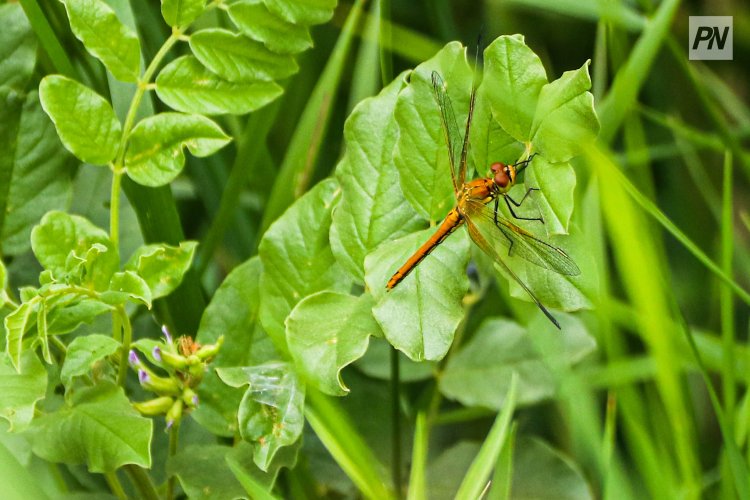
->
(490, 162, 510, 188)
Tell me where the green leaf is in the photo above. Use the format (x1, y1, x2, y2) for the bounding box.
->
(263, 0, 336, 25)
(193, 257, 278, 436)
(105, 271, 152, 307)
(124, 241, 197, 299)
(0, 3, 37, 90)
(217, 362, 305, 471)
(60, 0, 140, 82)
(36, 300, 51, 364)
(155, 56, 283, 115)
(364, 227, 469, 361)
(259, 178, 350, 352)
(0, 91, 75, 257)
(125, 113, 231, 187)
(47, 298, 112, 336)
(189, 29, 298, 83)
(227, 441, 297, 499)
(30, 211, 118, 290)
(27, 382, 152, 472)
(0, 260, 7, 305)
(286, 292, 380, 396)
(455, 374, 518, 499)
(228, 0, 312, 55)
(168, 445, 247, 500)
(330, 71, 423, 282)
(440, 317, 595, 409)
(4, 302, 34, 372)
(509, 437, 593, 499)
(38, 75, 122, 165)
(60, 334, 120, 388)
(468, 81, 521, 178)
(483, 35, 547, 142)
(394, 42, 471, 221)
(530, 61, 599, 163)
(519, 155, 576, 236)
(161, 0, 205, 28)
(0, 350, 47, 431)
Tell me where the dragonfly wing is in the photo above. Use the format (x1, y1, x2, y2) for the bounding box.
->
(464, 215, 561, 329)
(431, 71, 464, 192)
(463, 199, 580, 276)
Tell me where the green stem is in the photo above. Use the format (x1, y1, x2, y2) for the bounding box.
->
(105, 471, 127, 500)
(110, 171, 122, 248)
(124, 465, 160, 500)
(720, 152, 735, 420)
(390, 347, 402, 498)
(166, 419, 181, 500)
(116, 307, 133, 386)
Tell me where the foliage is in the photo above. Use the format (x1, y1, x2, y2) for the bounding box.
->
(1, 0, 749, 498)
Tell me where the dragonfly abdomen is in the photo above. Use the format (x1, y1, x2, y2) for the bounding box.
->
(386, 208, 464, 290)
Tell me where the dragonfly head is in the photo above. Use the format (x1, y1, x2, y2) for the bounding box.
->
(490, 162, 516, 190)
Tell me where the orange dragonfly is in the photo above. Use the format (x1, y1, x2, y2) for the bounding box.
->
(386, 70, 580, 329)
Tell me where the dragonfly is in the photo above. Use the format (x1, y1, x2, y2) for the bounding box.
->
(386, 70, 580, 329)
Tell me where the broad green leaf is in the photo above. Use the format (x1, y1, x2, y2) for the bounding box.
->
(286, 292, 380, 396)
(0, 260, 7, 305)
(125, 113, 231, 187)
(30, 211, 118, 290)
(502, 222, 595, 312)
(47, 298, 112, 335)
(60, 334, 119, 388)
(469, 82, 520, 178)
(189, 29, 298, 83)
(440, 317, 595, 409)
(155, 56, 283, 115)
(168, 445, 247, 500)
(530, 61, 599, 163)
(258, 178, 350, 352)
(509, 437, 593, 499)
(228, 0, 313, 55)
(483, 35, 547, 142)
(27, 382, 152, 472)
(39, 75, 122, 165)
(217, 362, 305, 471)
(365, 227, 470, 361)
(105, 271, 152, 307)
(1, 92, 75, 256)
(124, 241, 197, 299)
(194, 257, 278, 436)
(4, 302, 34, 372)
(161, 0, 205, 28)
(263, 0, 336, 25)
(330, 71, 423, 282)
(61, 0, 140, 82)
(394, 42, 471, 221)
(518, 155, 576, 236)
(227, 441, 298, 499)
(0, 3, 37, 89)
(0, 350, 46, 431)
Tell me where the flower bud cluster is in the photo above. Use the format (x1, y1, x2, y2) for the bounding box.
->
(131, 326, 224, 428)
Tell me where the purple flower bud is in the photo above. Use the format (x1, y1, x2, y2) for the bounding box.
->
(138, 369, 150, 384)
(161, 325, 172, 344)
(129, 350, 140, 367)
(166, 419, 173, 430)
(153, 346, 162, 362)
(192, 394, 199, 406)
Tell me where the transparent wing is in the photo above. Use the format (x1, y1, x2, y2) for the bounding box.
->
(463, 199, 580, 276)
(431, 71, 464, 192)
(463, 215, 561, 329)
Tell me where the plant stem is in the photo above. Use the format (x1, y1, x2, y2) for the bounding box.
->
(110, 170, 122, 248)
(105, 471, 127, 500)
(390, 347, 402, 498)
(116, 307, 133, 386)
(166, 419, 181, 500)
(124, 464, 160, 500)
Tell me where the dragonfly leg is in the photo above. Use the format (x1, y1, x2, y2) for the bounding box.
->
(503, 192, 544, 223)
(493, 198, 516, 256)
